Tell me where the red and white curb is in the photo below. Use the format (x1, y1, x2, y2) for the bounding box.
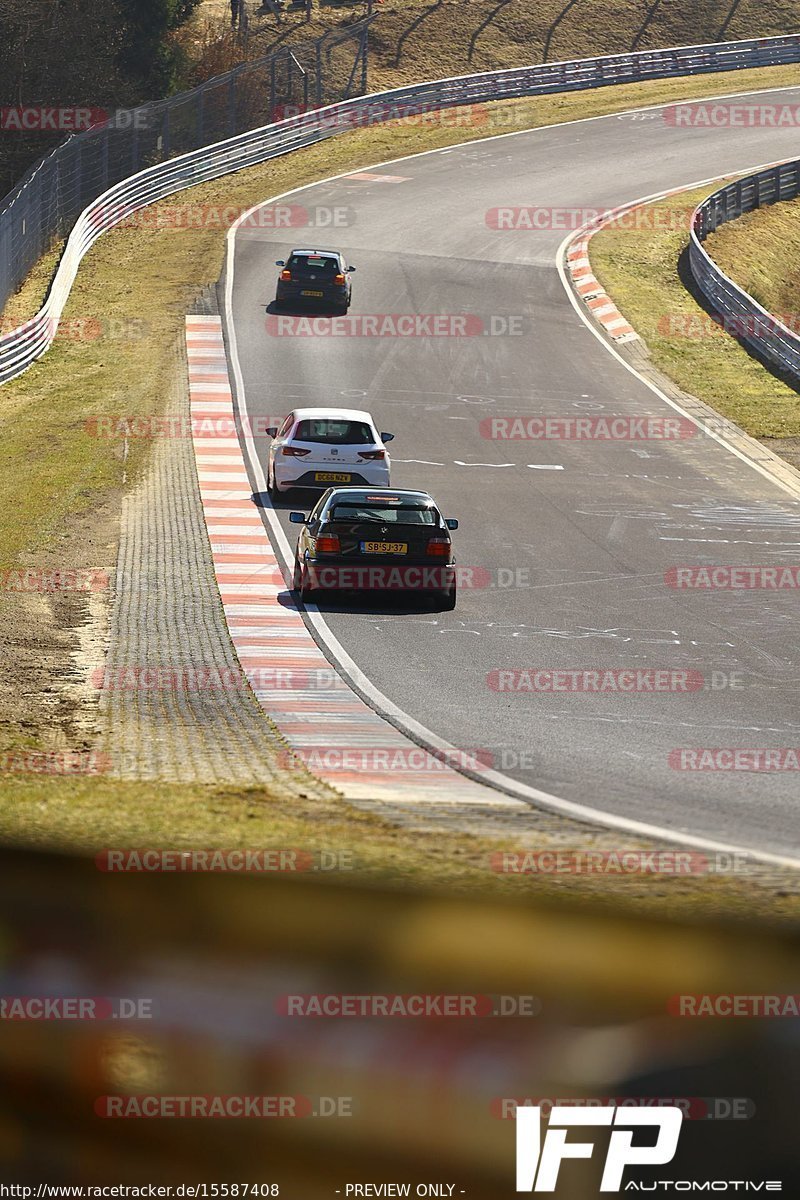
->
(187, 315, 523, 809)
(566, 234, 639, 344)
(565, 161, 792, 347)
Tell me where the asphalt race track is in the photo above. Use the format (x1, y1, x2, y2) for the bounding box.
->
(227, 86, 800, 858)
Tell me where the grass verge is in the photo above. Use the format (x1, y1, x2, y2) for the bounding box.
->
(0, 775, 797, 921)
(704, 191, 800, 317)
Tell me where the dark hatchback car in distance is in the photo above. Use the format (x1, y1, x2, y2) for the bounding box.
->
(274, 248, 354, 313)
(290, 487, 458, 610)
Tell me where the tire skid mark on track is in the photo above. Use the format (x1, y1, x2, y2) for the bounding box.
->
(187, 314, 527, 810)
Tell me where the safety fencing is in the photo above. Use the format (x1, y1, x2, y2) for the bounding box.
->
(2, 33, 800, 384)
(0, 23, 371, 320)
(690, 158, 800, 384)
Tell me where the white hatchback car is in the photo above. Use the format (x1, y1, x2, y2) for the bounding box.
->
(266, 407, 393, 496)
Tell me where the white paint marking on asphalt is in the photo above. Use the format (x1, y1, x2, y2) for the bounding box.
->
(453, 461, 514, 467)
(527, 464, 565, 470)
(393, 459, 445, 466)
(222, 94, 800, 870)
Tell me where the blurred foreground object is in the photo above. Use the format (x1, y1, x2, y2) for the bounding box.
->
(0, 848, 797, 1195)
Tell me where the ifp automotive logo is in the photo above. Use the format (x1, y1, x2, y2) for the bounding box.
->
(515, 1104, 683, 1192)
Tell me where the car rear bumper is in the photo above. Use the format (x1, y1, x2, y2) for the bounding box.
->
(304, 558, 456, 593)
(275, 283, 349, 307)
(274, 464, 390, 490)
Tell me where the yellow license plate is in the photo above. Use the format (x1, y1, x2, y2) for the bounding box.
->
(362, 542, 408, 554)
(301, 290, 324, 297)
(315, 471, 351, 482)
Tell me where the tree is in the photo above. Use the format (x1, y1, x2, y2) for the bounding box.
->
(115, 0, 204, 95)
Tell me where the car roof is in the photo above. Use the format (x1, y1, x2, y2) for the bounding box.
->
(288, 248, 343, 257)
(289, 407, 375, 423)
(325, 488, 435, 503)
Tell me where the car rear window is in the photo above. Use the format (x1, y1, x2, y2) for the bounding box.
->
(329, 503, 438, 525)
(288, 255, 339, 273)
(294, 420, 374, 445)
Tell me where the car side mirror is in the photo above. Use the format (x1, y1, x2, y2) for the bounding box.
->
(445, 518, 459, 530)
(266, 426, 278, 437)
(380, 432, 394, 443)
(347, 265, 356, 272)
(289, 512, 307, 524)
(275, 260, 285, 267)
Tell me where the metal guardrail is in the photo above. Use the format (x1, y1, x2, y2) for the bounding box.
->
(3, 33, 800, 385)
(690, 159, 800, 384)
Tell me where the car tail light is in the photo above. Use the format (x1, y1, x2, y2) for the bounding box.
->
(333, 273, 346, 285)
(358, 449, 386, 460)
(282, 446, 311, 457)
(427, 539, 450, 557)
(315, 536, 340, 553)
(280, 269, 291, 281)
